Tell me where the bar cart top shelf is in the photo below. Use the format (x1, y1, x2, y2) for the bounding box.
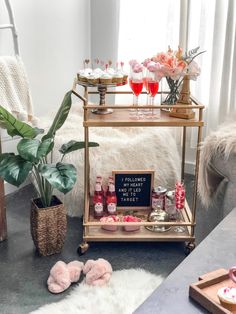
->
(74, 78, 204, 127)
(83, 107, 204, 127)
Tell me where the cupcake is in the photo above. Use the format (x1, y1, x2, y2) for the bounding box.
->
(77, 70, 86, 82)
(217, 287, 236, 312)
(99, 73, 112, 84)
(87, 73, 99, 85)
(93, 68, 104, 76)
(100, 215, 119, 232)
(112, 72, 123, 84)
(107, 67, 116, 76)
(122, 72, 128, 83)
(77, 68, 92, 82)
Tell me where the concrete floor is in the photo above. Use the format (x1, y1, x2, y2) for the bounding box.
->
(0, 175, 223, 314)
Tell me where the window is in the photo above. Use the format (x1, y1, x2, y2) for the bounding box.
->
(118, 0, 181, 65)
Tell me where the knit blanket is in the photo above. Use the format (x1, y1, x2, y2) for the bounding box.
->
(0, 55, 38, 124)
(198, 123, 236, 207)
(42, 105, 181, 217)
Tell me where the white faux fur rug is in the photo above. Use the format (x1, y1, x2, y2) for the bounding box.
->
(30, 269, 163, 314)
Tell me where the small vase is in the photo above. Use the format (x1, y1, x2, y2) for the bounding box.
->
(161, 77, 182, 109)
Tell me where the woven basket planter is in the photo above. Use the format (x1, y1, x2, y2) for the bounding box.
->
(30, 196, 67, 256)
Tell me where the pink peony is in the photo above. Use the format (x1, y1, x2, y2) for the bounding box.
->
(184, 60, 201, 80)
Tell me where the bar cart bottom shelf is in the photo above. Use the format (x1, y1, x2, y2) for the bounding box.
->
(78, 201, 196, 255)
(77, 225, 195, 255)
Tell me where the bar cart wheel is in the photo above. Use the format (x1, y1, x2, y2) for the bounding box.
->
(184, 241, 195, 255)
(77, 241, 89, 255)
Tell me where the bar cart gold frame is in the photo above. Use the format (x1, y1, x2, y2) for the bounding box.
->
(72, 79, 204, 255)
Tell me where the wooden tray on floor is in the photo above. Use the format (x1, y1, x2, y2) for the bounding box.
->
(189, 268, 236, 314)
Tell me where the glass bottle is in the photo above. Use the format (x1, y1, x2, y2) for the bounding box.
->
(152, 186, 167, 210)
(96, 175, 104, 194)
(106, 183, 117, 215)
(93, 182, 104, 219)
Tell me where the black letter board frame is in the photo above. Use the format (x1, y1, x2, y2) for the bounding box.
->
(112, 170, 154, 210)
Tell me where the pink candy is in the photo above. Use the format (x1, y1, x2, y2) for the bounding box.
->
(100, 215, 119, 223)
(147, 61, 158, 72)
(175, 181, 185, 210)
(129, 59, 138, 67)
(129, 59, 143, 73)
(123, 215, 140, 222)
(143, 58, 152, 67)
(133, 63, 143, 73)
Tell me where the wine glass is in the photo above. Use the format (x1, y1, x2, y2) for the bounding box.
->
(143, 69, 150, 112)
(146, 70, 159, 119)
(129, 67, 143, 119)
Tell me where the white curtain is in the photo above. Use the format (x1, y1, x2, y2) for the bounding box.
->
(188, 0, 236, 133)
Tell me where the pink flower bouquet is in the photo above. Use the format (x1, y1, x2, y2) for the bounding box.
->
(143, 46, 204, 105)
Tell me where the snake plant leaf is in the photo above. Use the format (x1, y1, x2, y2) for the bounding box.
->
(42, 91, 72, 141)
(59, 140, 99, 155)
(38, 162, 77, 194)
(0, 153, 33, 187)
(0, 105, 40, 138)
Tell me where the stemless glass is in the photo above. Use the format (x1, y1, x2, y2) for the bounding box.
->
(129, 68, 143, 119)
(146, 70, 159, 119)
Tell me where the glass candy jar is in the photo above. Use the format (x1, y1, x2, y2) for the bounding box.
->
(152, 186, 167, 210)
(146, 206, 170, 232)
(165, 190, 176, 219)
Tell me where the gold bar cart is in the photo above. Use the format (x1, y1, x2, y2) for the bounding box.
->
(72, 79, 204, 255)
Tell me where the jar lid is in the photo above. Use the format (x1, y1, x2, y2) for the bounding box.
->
(153, 186, 167, 195)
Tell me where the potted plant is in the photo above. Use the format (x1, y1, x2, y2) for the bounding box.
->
(0, 91, 99, 256)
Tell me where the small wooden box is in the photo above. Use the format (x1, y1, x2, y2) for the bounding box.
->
(189, 269, 236, 314)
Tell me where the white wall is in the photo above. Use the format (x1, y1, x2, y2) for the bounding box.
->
(90, 0, 120, 104)
(0, 0, 91, 193)
(0, 0, 91, 117)
(90, 0, 119, 63)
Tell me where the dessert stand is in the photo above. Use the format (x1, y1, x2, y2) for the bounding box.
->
(77, 80, 127, 115)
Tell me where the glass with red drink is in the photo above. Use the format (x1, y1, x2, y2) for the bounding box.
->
(142, 72, 150, 113)
(145, 70, 159, 119)
(128, 61, 144, 119)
